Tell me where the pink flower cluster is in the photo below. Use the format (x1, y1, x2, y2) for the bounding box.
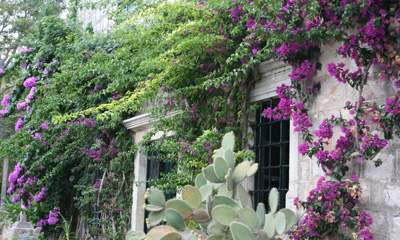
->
(23, 77, 37, 89)
(1, 93, 11, 107)
(384, 96, 400, 115)
(263, 84, 297, 120)
(15, 118, 23, 131)
(33, 187, 46, 202)
(293, 110, 313, 132)
(289, 60, 316, 82)
(315, 120, 334, 139)
(289, 176, 373, 240)
(82, 139, 118, 161)
(37, 207, 60, 227)
(25, 87, 36, 103)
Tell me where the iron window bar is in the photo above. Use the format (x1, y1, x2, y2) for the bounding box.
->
(144, 149, 175, 232)
(252, 98, 290, 212)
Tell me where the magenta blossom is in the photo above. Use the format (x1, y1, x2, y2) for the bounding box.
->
(23, 77, 37, 88)
(1, 93, 11, 107)
(17, 102, 27, 109)
(15, 118, 23, 131)
(41, 122, 49, 130)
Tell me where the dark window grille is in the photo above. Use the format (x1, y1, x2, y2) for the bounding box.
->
(86, 168, 103, 237)
(252, 99, 289, 211)
(144, 150, 175, 232)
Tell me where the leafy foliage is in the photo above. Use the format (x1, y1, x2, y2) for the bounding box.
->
(0, 0, 399, 239)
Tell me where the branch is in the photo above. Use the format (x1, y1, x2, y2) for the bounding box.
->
(355, 61, 372, 148)
(111, 171, 126, 206)
(321, 227, 334, 238)
(96, 171, 107, 207)
(0, 86, 14, 96)
(241, 64, 258, 149)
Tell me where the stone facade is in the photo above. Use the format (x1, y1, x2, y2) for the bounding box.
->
(77, 7, 114, 34)
(78, 4, 399, 238)
(277, 43, 399, 239)
(123, 44, 400, 239)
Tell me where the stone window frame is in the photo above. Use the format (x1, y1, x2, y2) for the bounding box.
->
(248, 60, 299, 211)
(123, 111, 178, 231)
(123, 59, 300, 231)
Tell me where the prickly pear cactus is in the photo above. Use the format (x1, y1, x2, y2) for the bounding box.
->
(126, 132, 296, 240)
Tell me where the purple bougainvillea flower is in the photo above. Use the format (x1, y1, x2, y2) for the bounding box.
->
(15, 118, 23, 131)
(17, 102, 27, 109)
(1, 93, 11, 107)
(23, 77, 37, 88)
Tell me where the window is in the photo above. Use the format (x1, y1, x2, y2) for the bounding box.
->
(252, 99, 289, 211)
(144, 149, 176, 232)
(146, 150, 175, 200)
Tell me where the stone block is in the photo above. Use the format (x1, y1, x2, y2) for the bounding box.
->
(310, 158, 324, 180)
(1, 221, 35, 240)
(308, 79, 346, 113)
(384, 185, 400, 208)
(360, 152, 395, 181)
(367, 211, 388, 239)
(391, 216, 400, 240)
(299, 157, 310, 181)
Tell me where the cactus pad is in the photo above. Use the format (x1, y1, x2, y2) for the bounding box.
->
(230, 221, 253, 240)
(268, 188, 279, 214)
(182, 185, 202, 209)
(147, 225, 175, 238)
(206, 195, 212, 216)
(217, 183, 232, 197)
(225, 168, 233, 192)
(279, 208, 295, 231)
(212, 205, 239, 226)
(214, 156, 229, 181)
(165, 199, 193, 219)
(159, 231, 182, 240)
(221, 132, 235, 150)
(263, 213, 275, 238)
(212, 195, 240, 210)
(238, 207, 261, 233)
(237, 184, 248, 207)
(148, 209, 165, 226)
(195, 173, 207, 188)
(145, 204, 164, 212)
(199, 184, 212, 201)
(232, 160, 251, 184)
(193, 209, 211, 223)
(275, 211, 287, 235)
(247, 162, 258, 177)
(214, 148, 224, 158)
(165, 208, 186, 231)
(255, 203, 266, 228)
(224, 148, 235, 169)
(125, 230, 145, 240)
(186, 235, 198, 240)
(203, 165, 223, 183)
(147, 187, 166, 207)
(207, 235, 225, 240)
(207, 221, 225, 236)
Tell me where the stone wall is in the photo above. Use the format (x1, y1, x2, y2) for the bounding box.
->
(122, 43, 400, 238)
(253, 43, 400, 239)
(77, 6, 114, 34)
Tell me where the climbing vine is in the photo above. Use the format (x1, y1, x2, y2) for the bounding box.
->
(0, 0, 399, 239)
